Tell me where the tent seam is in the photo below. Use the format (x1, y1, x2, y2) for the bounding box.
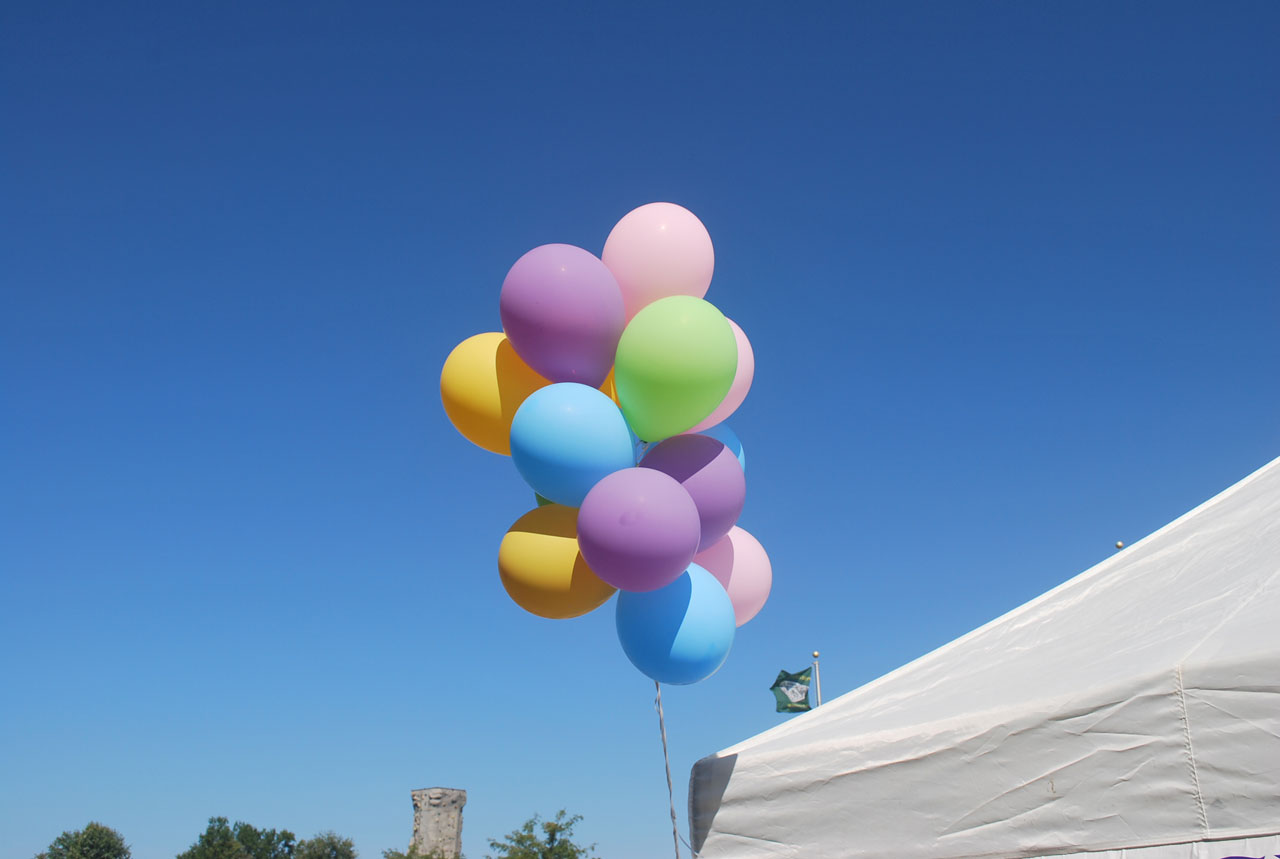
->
(1175, 663, 1209, 837)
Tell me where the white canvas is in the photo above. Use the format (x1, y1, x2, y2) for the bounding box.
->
(690, 456, 1280, 858)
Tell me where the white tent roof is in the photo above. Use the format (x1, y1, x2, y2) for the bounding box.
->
(691, 456, 1280, 859)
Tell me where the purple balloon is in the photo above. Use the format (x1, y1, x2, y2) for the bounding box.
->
(640, 434, 746, 549)
(499, 244, 625, 388)
(577, 468, 701, 593)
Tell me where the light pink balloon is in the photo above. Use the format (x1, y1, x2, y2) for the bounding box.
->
(694, 526, 772, 627)
(690, 319, 754, 432)
(602, 202, 714, 321)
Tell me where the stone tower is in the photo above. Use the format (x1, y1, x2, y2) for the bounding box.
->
(411, 787, 467, 858)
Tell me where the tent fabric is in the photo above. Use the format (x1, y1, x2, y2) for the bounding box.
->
(1034, 834, 1280, 859)
(690, 456, 1280, 858)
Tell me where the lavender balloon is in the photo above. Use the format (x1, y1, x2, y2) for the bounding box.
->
(577, 468, 701, 592)
(499, 243, 625, 388)
(640, 434, 745, 550)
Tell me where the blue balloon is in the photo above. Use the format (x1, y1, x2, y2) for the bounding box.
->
(699, 423, 745, 472)
(625, 422, 644, 464)
(616, 564, 735, 685)
(510, 383, 635, 507)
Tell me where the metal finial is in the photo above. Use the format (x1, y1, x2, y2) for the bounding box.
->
(813, 650, 820, 659)
(1115, 541, 1125, 549)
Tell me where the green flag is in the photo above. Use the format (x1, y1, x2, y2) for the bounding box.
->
(770, 667, 812, 713)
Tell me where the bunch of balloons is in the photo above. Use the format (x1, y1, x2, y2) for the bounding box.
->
(441, 203, 772, 685)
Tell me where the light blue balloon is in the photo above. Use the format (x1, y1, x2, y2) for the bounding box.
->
(699, 423, 746, 472)
(509, 383, 635, 507)
(616, 564, 735, 685)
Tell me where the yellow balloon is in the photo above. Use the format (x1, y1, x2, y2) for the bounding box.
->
(440, 332, 550, 455)
(498, 505, 616, 619)
(599, 366, 620, 405)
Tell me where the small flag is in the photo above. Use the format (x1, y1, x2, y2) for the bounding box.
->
(770, 667, 812, 713)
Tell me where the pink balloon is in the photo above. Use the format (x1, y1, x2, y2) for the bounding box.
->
(601, 202, 714, 321)
(690, 319, 754, 432)
(694, 526, 772, 627)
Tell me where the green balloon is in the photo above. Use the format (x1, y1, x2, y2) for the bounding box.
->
(614, 296, 737, 442)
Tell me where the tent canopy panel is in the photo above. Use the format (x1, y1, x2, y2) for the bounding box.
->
(691, 456, 1280, 859)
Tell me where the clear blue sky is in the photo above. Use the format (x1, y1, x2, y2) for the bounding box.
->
(3, 3, 1277, 858)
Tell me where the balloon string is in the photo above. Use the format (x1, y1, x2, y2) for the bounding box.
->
(655, 681, 682, 859)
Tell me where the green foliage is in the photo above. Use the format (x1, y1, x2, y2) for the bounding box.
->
(36, 822, 131, 859)
(176, 817, 296, 859)
(485, 811, 597, 859)
(236, 823, 296, 859)
(296, 833, 357, 859)
(380, 846, 455, 859)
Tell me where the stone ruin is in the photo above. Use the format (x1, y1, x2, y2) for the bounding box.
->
(411, 787, 467, 858)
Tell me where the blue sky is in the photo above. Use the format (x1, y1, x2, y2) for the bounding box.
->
(3, 3, 1277, 858)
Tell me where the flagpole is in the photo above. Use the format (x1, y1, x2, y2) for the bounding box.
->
(812, 651, 822, 707)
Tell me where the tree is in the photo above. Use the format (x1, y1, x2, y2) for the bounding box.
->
(36, 822, 131, 859)
(234, 823, 296, 859)
(296, 833, 357, 859)
(177, 817, 296, 859)
(381, 846, 454, 859)
(485, 811, 597, 859)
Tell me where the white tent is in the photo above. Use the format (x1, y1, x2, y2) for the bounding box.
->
(690, 456, 1280, 858)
